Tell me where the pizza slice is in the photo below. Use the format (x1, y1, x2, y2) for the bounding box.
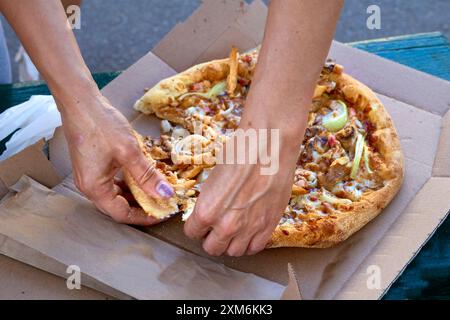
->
(127, 48, 404, 248)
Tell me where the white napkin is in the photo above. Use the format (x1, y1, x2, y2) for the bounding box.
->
(0, 95, 61, 161)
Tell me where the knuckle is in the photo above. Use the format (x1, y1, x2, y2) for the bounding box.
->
(227, 246, 244, 257)
(253, 216, 267, 231)
(117, 143, 141, 161)
(109, 212, 128, 224)
(220, 222, 239, 239)
(195, 210, 214, 226)
(203, 242, 220, 257)
(76, 178, 95, 198)
(183, 221, 198, 239)
(248, 240, 267, 255)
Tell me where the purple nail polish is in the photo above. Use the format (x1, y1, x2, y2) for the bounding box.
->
(156, 181, 174, 198)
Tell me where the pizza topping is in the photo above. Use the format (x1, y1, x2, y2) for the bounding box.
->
(220, 101, 236, 117)
(333, 181, 364, 201)
(227, 47, 239, 96)
(172, 126, 190, 139)
(322, 100, 348, 132)
(318, 156, 351, 190)
(242, 54, 253, 64)
(161, 120, 172, 133)
(350, 133, 365, 179)
(363, 143, 373, 174)
(295, 192, 322, 211)
(319, 188, 352, 206)
(327, 134, 337, 147)
(181, 198, 196, 221)
(335, 122, 357, 151)
(294, 169, 318, 189)
(178, 81, 227, 101)
(238, 77, 250, 86)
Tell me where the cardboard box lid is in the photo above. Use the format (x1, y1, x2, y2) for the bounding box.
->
(1, 0, 450, 299)
(0, 140, 61, 198)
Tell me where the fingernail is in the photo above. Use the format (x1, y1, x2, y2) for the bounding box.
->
(156, 181, 174, 198)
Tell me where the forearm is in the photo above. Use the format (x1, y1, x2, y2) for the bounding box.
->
(243, 0, 343, 140)
(0, 0, 99, 109)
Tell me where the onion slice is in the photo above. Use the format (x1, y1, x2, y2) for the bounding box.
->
(319, 188, 352, 205)
(363, 143, 373, 174)
(322, 100, 348, 132)
(173, 134, 209, 155)
(350, 133, 364, 179)
(178, 81, 227, 101)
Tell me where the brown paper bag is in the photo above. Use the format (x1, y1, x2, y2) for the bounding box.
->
(0, 176, 286, 300)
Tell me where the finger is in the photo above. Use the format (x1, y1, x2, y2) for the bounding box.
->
(184, 201, 213, 240)
(202, 228, 233, 256)
(226, 232, 255, 257)
(246, 228, 274, 256)
(95, 184, 162, 226)
(125, 152, 174, 199)
(114, 178, 127, 190)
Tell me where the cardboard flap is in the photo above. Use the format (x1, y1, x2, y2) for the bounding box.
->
(101, 51, 176, 122)
(280, 264, 303, 300)
(336, 176, 450, 300)
(153, 0, 267, 71)
(433, 109, 450, 177)
(0, 140, 61, 198)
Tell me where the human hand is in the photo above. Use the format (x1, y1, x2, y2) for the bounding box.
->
(184, 132, 298, 256)
(60, 94, 174, 225)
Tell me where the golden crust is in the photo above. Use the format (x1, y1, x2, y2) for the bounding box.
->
(134, 58, 229, 115)
(134, 49, 258, 117)
(269, 74, 404, 248)
(123, 133, 179, 219)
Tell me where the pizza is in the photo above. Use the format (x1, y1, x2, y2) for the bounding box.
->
(125, 47, 404, 248)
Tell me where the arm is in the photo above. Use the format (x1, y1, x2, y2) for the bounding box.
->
(184, 0, 343, 256)
(0, 0, 173, 225)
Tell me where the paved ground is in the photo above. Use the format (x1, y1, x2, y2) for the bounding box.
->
(1, 0, 449, 82)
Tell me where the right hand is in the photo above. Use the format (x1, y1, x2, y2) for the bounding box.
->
(59, 94, 174, 226)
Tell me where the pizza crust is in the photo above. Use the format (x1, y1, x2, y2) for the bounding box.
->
(123, 133, 179, 219)
(134, 49, 258, 117)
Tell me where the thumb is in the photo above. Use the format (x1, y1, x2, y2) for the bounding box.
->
(124, 151, 174, 199)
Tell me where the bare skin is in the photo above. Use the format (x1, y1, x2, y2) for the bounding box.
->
(0, 0, 343, 256)
(0, 0, 174, 226)
(184, 0, 343, 256)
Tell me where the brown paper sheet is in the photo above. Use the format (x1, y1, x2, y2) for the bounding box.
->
(0, 176, 285, 300)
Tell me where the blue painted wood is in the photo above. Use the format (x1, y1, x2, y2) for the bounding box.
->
(351, 32, 450, 82)
(350, 32, 450, 300)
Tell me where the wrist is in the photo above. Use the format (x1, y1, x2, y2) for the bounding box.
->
(240, 107, 308, 150)
(49, 72, 103, 112)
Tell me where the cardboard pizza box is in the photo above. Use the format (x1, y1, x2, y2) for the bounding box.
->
(1, 0, 450, 299)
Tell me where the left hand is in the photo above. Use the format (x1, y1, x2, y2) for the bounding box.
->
(184, 133, 298, 256)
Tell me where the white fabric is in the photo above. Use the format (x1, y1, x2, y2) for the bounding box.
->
(0, 95, 61, 161)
